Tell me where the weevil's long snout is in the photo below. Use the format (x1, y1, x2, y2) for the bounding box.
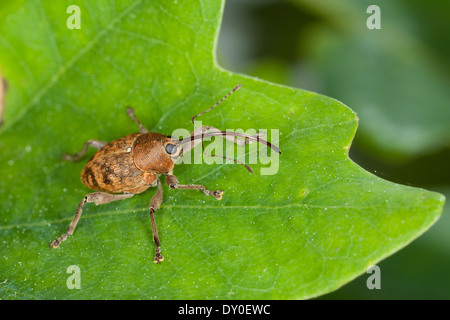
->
(177, 131, 281, 154)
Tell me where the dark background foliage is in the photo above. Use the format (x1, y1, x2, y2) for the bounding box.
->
(218, 0, 449, 299)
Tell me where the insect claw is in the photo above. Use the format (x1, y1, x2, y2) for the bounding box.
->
(49, 240, 60, 248)
(213, 190, 224, 200)
(154, 247, 164, 263)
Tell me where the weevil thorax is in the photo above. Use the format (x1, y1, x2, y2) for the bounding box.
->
(132, 132, 182, 173)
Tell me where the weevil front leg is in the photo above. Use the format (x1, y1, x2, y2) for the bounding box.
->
(149, 179, 164, 263)
(165, 173, 223, 200)
(63, 139, 107, 162)
(126, 107, 149, 134)
(49, 192, 134, 248)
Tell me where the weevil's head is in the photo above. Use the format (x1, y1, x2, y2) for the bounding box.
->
(132, 133, 183, 174)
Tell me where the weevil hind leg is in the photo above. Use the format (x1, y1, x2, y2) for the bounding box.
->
(165, 174, 224, 200)
(63, 139, 107, 162)
(149, 179, 164, 263)
(49, 192, 134, 248)
(126, 107, 149, 134)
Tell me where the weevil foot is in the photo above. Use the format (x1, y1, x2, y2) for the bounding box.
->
(212, 190, 224, 200)
(153, 247, 164, 264)
(49, 233, 69, 248)
(204, 189, 224, 200)
(154, 254, 164, 264)
(49, 239, 61, 248)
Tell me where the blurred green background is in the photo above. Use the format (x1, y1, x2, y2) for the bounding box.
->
(218, 0, 450, 299)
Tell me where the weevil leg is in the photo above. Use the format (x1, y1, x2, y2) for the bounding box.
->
(63, 139, 107, 162)
(49, 192, 134, 248)
(165, 174, 224, 200)
(149, 179, 164, 263)
(126, 107, 149, 134)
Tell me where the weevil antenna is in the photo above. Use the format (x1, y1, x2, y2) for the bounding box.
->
(188, 85, 248, 170)
(207, 153, 254, 173)
(183, 85, 280, 173)
(191, 84, 242, 126)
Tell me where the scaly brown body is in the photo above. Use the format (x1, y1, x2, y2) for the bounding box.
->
(81, 133, 171, 194)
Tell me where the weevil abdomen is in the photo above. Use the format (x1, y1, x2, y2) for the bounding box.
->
(81, 133, 156, 194)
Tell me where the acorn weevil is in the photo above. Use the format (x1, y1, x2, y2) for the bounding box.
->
(49, 85, 281, 263)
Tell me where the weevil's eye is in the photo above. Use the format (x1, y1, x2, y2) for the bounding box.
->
(165, 143, 178, 155)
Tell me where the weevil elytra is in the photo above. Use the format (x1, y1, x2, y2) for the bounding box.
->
(50, 85, 281, 263)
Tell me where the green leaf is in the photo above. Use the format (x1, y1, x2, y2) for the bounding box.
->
(320, 188, 450, 299)
(0, 0, 444, 299)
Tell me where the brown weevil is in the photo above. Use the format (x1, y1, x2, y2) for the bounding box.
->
(50, 85, 281, 263)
